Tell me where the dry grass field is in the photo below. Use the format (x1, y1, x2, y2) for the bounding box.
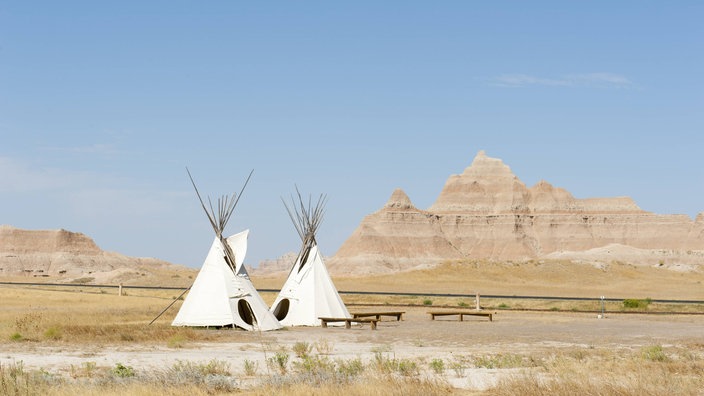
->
(255, 259, 704, 300)
(1, 275, 703, 395)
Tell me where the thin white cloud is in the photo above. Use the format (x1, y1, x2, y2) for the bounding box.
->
(0, 157, 85, 192)
(41, 143, 121, 156)
(490, 73, 633, 88)
(0, 155, 187, 220)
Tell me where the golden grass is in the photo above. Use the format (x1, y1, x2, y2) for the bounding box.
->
(258, 259, 704, 301)
(246, 377, 455, 396)
(0, 286, 244, 345)
(486, 344, 704, 396)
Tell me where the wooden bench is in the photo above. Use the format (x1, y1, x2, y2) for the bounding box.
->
(319, 317, 379, 330)
(351, 311, 405, 321)
(428, 310, 493, 322)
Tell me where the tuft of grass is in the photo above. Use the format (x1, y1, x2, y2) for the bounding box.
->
(243, 359, 258, 376)
(371, 350, 396, 374)
(450, 360, 465, 378)
(292, 354, 335, 376)
(167, 334, 187, 348)
(336, 357, 365, 377)
(473, 353, 526, 369)
(314, 339, 333, 355)
(43, 326, 62, 341)
(292, 341, 312, 359)
(422, 299, 433, 306)
(9, 332, 23, 341)
(70, 361, 99, 379)
(171, 359, 231, 377)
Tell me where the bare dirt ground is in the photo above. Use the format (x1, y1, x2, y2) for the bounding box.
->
(3, 306, 702, 391)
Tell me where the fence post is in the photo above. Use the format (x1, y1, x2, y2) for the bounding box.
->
(118, 283, 123, 297)
(475, 292, 481, 310)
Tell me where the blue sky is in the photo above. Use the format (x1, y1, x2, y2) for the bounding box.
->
(1, 2, 702, 268)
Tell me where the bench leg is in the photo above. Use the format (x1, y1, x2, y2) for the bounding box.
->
(321, 321, 328, 328)
(460, 314, 464, 321)
(371, 321, 377, 330)
(345, 320, 351, 329)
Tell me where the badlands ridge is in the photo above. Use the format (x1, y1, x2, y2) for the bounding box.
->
(325, 151, 704, 275)
(0, 225, 188, 284)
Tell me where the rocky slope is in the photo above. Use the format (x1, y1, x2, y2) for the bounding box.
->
(0, 225, 189, 284)
(328, 151, 704, 275)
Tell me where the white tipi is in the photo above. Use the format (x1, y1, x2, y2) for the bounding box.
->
(270, 189, 350, 326)
(172, 170, 282, 331)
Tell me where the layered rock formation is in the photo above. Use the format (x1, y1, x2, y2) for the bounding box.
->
(328, 151, 704, 274)
(0, 225, 181, 283)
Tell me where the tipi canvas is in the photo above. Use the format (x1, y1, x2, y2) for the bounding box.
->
(172, 170, 281, 331)
(270, 190, 350, 326)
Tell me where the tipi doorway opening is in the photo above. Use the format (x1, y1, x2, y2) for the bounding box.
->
(272, 299, 290, 321)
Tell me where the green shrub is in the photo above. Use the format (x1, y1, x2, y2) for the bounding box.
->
(112, 363, 135, 378)
(9, 332, 23, 341)
(267, 351, 290, 374)
(396, 359, 419, 377)
(642, 345, 668, 362)
(337, 358, 365, 377)
(429, 358, 445, 374)
(423, 299, 433, 306)
(498, 303, 509, 309)
(623, 298, 652, 309)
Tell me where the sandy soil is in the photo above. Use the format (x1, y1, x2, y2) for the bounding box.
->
(3, 307, 702, 391)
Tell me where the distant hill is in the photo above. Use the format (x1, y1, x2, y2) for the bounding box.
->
(0, 225, 194, 285)
(327, 151, 704, 275)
